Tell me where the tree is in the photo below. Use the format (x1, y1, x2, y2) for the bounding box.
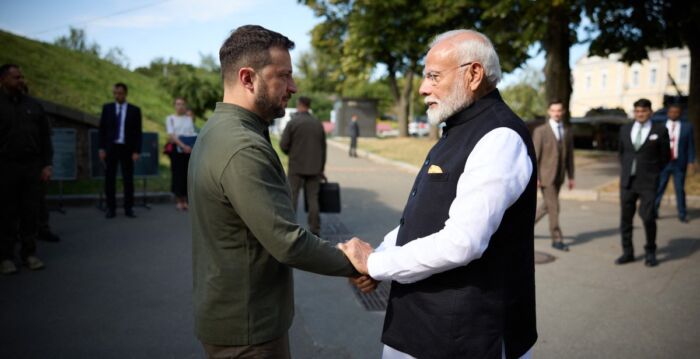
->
(484, 1, 582, 123)
(585, 0, 700, 163)
(501, 67, 547, 120)
(103, 47, 130, 69)
(54, 27, 100, 56)
(302, 0, 530, 137)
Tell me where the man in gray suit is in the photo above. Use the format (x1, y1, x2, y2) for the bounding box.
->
(280, 96, 326, 235)
(533, 99, 575, 251)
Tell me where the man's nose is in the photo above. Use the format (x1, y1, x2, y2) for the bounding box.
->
(418, 78, 431, 97)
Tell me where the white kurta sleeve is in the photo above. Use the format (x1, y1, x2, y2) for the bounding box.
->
(367, 128, 533, 283)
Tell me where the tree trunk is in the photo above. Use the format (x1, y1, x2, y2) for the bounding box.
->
(398, 71, 414, 138)
(542, 4, 572, 123)
(688, 38, 700, 166)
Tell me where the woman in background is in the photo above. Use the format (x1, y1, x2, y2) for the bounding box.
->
(166, 98, 196, 210)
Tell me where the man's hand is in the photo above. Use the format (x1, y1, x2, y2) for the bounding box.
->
(350, 275, 378, 293)
(98, 149, 106, 161)
(132, 153, 140, 162)
(537, 179, 541, 188)
(337, 237, 373, 275)
(183, 145, 192, 154)
(320, 172, 327, 182)
(40, 166, 53, 182)
(568, 179, 575, 190)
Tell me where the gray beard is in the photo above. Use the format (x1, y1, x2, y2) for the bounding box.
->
(426, 82, 473, 125)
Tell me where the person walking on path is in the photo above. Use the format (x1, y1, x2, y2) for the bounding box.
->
(280, 96, 326, 235)
(655, 103, 696, 223)
(98, 82, 142, 219)
(188, 25, 363, 358)
(348, 114, 359, 157)
(0, 64, 52, 274)
(166, 97, 196, 211)
(533, 99, 575, 252)
(617, 99, 669, 267)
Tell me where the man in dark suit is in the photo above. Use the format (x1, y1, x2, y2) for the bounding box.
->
(98, 83, 142, 218)
(348, 115, 359, 157)
(280, 96, 326, 235)
(533, 99, 575, 251)
(655, 104, 696, 223)
(617, 99, 669, 267)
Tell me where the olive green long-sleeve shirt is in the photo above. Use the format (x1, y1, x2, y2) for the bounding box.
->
(189, 102, 355, 346)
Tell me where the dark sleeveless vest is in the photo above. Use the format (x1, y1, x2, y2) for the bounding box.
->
(381, 90, 538, 359)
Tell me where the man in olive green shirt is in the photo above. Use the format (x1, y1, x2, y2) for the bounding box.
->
(189, 25, 362, 358)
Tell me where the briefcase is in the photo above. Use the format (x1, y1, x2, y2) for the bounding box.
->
(305, 182, 341, 213)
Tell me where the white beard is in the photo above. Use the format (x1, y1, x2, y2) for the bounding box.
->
(425, 81, 473, 125)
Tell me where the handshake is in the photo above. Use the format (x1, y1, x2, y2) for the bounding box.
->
(337, 237, 379, 293)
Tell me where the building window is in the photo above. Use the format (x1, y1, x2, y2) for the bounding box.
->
(650, 68, 657, 85)
(632, 70, 639, 87)
(601, 73, 607, 89)
(680, 63, 689, 82)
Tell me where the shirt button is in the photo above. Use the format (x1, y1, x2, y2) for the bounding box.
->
(399, 217, 405, 225)
(411, 190, 416, 196)
(424, 159, 430, 166)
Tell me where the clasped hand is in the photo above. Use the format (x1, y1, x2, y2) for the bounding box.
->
(338, 237, 379, 293)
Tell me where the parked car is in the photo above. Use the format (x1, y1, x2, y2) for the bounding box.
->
(570, 115, 629, 151)
(409, 115, 430, 137)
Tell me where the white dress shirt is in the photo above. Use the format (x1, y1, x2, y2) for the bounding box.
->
(114, 102, 127, 144)
(369, 127, 534, 359)
(630, 120, 652, 147)
(548, 118, 563, 141)
(666, 119, 681, 159)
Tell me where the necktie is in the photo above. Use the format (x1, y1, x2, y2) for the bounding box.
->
(670, 122, 676, 160)
(633, 125, 643, 150)
(631, 125, 643, 176)
(558, 125, 563, 142)
(114, 104, 122, 141)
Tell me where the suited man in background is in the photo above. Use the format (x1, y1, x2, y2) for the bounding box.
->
(98, 83, 142, 218)
(533, 99, 575, 252)
(617, 99, 669, 267)
(655, 104, 696, 223)
(280, 96, 326, 236)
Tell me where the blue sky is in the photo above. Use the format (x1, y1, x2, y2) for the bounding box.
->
(0, 0, 589, 86)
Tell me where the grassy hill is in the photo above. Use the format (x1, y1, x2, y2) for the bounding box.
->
(0, 30, 171, 133)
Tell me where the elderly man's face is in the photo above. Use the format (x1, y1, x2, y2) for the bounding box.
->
(419, 44, 472, 125)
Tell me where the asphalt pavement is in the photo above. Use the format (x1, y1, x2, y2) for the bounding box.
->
(1, 141, 699, 359)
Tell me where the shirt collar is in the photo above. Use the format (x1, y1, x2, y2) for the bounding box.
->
(214, 102, 267, 135)
(633, 120, 652, 130)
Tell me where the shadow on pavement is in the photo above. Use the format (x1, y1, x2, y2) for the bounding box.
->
(570, 227, 619, 247)
(657, 238, 700, 264)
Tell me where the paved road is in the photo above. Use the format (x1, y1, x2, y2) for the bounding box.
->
(2, 142, 699, 358)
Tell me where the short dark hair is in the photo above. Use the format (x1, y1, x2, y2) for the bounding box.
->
(633, 98, 652, 109)
(114, 82, 128, 93)
(548, 98, 564, 108)
(219, 25, 295, 84)
(0, 64, 20, 77)
(297, 96, 311, 108)
(668, 103, 682, 110)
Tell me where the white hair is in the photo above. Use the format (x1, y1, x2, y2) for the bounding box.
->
(430, 29, 502, 86)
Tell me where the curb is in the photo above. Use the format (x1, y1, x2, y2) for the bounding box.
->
(328, 139, 700, 208)
(46, 192, 173, 207)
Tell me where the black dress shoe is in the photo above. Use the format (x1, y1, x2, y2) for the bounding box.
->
(125, 210, 136, 218)
(679, 217, 689, 223)
(615, 253, 635, 265)
(552, 242, 569, 252)
(38, 232, 61, 242)
(644, 253, 658, 267)
(105, 210, 116, 219)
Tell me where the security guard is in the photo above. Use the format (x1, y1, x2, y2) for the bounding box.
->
(0, 64, 53, 274)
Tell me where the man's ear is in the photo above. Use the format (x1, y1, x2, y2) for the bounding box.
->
(239, 67, 256, 93)
(467, 63, 485, 92)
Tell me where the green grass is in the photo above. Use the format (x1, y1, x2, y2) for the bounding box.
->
(0, 30, 172, 133)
